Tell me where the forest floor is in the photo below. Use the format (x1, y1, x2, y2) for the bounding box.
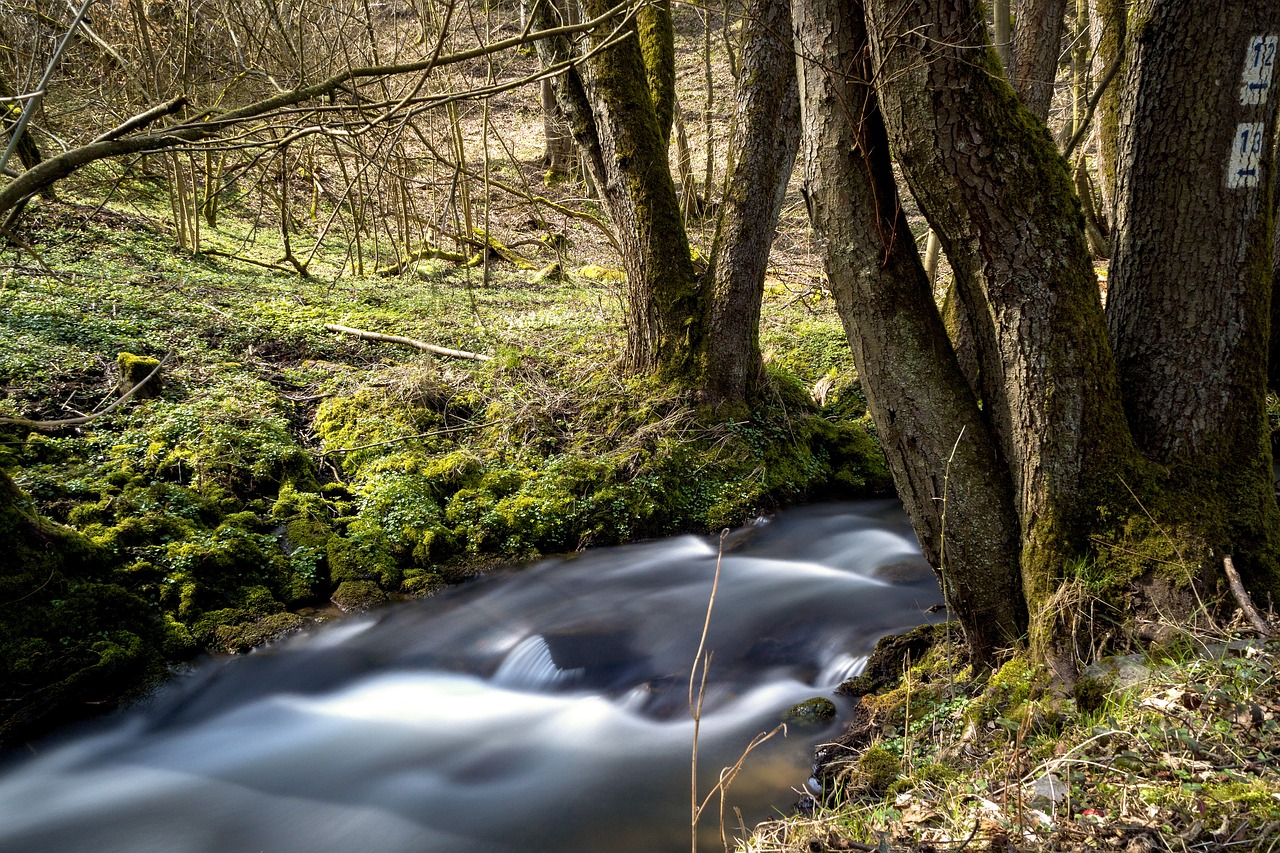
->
(3, 0, 1277, 847)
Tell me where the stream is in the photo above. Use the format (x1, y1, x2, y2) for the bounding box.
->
(0, 500, 943, 853)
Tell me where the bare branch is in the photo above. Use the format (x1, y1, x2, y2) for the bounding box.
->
(324, 323, 494, 361)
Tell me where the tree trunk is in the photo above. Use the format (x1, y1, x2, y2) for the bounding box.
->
(992, 0, 1012, 70)
(1271, 147, 1280, 388)
(0, 69, 49, 185)
(532, 0, 702, 377)
(1010, 0, 1069, 121)
(794, 0, 1026, 664)
(865, 0, 1139, 634)
(1106, 2, 1280, 588)
(1090, 0, 1126, 217)
(700, 0, 801, 408)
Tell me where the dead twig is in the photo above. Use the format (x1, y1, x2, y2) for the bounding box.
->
(1224, 555, 1271, 636)
(324, 323, 493, 361)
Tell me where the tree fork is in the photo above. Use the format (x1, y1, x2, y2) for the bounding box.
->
(863, 0, 1150, 680)
(795, 0, 1026, 664)
(699, 0, 801, 407)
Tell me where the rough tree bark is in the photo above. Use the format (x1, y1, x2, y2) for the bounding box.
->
(810, 0, 1280, 675)
(1010, 0, 1069, 121)
(793, 0, 1025, 663)
(1107, 2, 1280, 588)
(700, 0, 802, 407)
(865, 0, 1138, 635)
(1090, 0, 1126, 217)
(532, 0, 701, 378)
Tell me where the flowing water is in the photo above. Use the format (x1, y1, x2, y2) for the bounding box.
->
(0, 501, 943, 853)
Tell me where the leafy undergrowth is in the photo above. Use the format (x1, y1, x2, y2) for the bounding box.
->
(0, 198, 885, 745)
(744, 622, 1280, 853)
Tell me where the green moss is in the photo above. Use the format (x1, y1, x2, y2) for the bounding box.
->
(212, 612, 307, 654)
(1072, 674, 1109, 713)
(785, 696, 838, 724)
(116, 351, 161, 397)
(331, 579, 388, 611)
(855, 746, 901, 797)
(966, 655, 1047, 729)
(576, 264, 626, 283)
(1199, 781, 1280, 822)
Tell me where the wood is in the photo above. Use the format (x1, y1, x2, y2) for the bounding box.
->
(324, 323, 493, 361)
(795, 0, 1026, 664)
(699, 0, 799, 406)
(0, 1, 634, 220)
(1224, 556, 1271, 636)
(1010, 0, 1069, 121)
(0, 352, 171, 430)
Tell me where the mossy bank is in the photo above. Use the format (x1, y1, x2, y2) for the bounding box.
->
(0, 200, 888, 746)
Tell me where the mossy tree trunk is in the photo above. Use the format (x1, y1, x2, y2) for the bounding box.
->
(1106, 2, 1280, 593)
(806, 0, 1280, 678)
(530, 0, 701, 379)
(793, 0, 1026, 665)
(1010, 0, 1069, 121)
(531, 0, 801, 397)
(866, 0, 1139, 621)
(699, 0, 801, 407)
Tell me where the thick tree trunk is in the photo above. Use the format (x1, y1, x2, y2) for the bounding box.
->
(1010, 0, 1069, 121)
(700, 0, 800, 407)
(1272, 160, 1280, 388)
(533, 0, 702, 377)
(865, 0, 1138, 625)
(1107, 2, 1280, 588)
(794, 0, 1025, 663)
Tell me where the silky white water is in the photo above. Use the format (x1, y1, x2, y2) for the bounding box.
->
(0, 501, 942, 853)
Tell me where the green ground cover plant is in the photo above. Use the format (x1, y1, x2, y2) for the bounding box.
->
(0, 195, 886, 744)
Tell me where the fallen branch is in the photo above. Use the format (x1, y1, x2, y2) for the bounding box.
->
(0, 351, 172, 430)
(1224, 555, 1271, 636)
(375, 245, 471, 276)
(324, 323, 493, 361)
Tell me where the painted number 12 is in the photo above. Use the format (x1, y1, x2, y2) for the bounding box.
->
(1241, 34, 1277, 105)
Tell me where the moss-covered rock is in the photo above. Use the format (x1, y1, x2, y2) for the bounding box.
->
(116, 351, 162, 398)
(854, 746, 900, 796)
(784, 696, 838, 725)
(331, 579, 388, 611)
(212, 613, 308, 654)
(0, 470, 166, 746)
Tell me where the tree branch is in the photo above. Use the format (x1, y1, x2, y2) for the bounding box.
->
(1224, 555, 1272, 636)
(324, 323, 493, 361)
(0, 0, 635, 218)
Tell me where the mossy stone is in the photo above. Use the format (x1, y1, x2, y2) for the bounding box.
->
(116, 351, 161, 398)
(212, 613, 307, 654)
(855, 746, 900, 796)
(784, 696, 838, 724)
(331, 579, 388, 611)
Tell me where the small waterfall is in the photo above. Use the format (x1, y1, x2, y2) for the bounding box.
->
(492, 635, 585, 689)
